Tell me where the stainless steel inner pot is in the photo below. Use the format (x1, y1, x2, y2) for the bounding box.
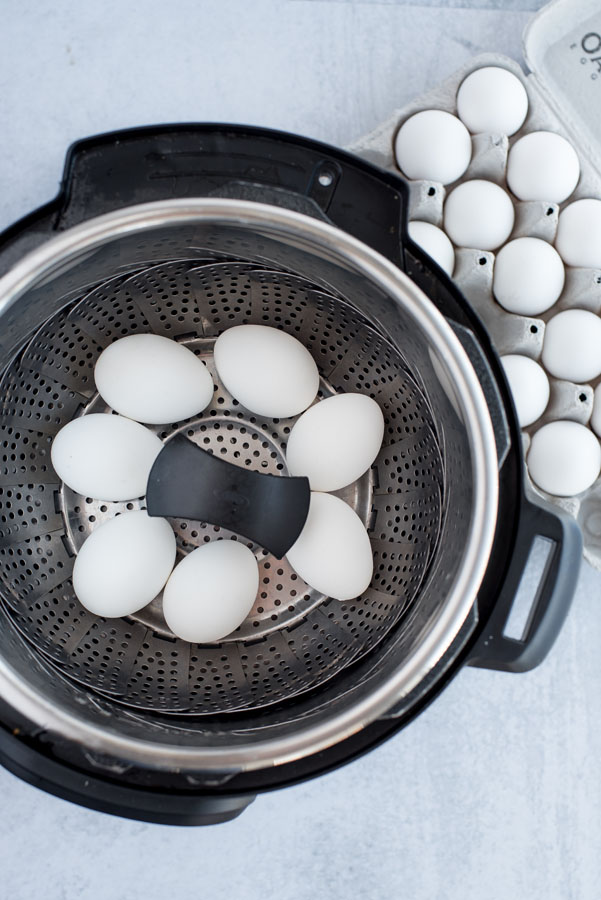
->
(0, 199, 498, 773)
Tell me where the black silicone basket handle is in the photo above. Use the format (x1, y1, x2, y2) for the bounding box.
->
(146, 434, 310, 559)
(468, 493, 582, 673)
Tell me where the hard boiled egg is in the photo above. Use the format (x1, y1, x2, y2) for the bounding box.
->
(541, 309, 601, 383)
(394, 110, 472, 185)
(500, 355, 549, 428)
(162, 540, 259, 642)
(286, 393, 384, 491)
(286, 492, 373, 601)
(527, 421, 601, 496)
(73, 510, 177, 617)
(95, 334, 214, 425)
(51, 414, 163, 501)
(214, 324, 319, 418)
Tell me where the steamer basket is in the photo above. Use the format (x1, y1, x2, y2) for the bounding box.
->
(0, 199, 497, 770)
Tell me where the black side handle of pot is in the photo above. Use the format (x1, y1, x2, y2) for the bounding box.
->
(468, 493, 582, 673)
(425, 318, 581, 674)
(0, 724, 255, 826)
(0, 124, 406, 276)
(146, 435, 310, 559)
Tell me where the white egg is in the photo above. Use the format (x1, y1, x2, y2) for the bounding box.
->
(493, 237, 565, 316)
(214, 324, 319, 418)
(541, 309, 601, 383)
(51, 414, 163, 501)
(95, 334, 214, 425)
(394, 110, 472, 185)
(506, 131, 580, 203)
(286, 492, 373, 601)
(73, 510, 176, 617)
(528, 421, 601, 496)
(457, 66, 528, 136)
(443, 180, 515, 250)
(591, 384, 601, 438)
(555, 199, 601, 269)
(162, 541, 259, 643)
(408, 221, 455, 276)
(286, 393, 384, 491)
(501, 355, 550, 428)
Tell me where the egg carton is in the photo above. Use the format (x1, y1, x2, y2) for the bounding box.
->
(348, 0, 601, 570)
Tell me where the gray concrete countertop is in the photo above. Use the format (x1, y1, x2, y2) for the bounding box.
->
(1, 2, 600, 899)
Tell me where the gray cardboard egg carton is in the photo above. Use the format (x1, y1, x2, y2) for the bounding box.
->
(349, 49, 601, 570)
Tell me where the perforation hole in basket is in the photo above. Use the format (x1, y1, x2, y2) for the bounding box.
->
(0, 425, 57, 485)
(249, 271, 322, 330)
(377, 376, 437, 444)
(63, 490, 146, 553)
(181, 415, 287, 474)
(370, 541, 429, 597)
(188, 262, 267, 335)
(240, 635, 308, 703)
(370, 488, 441, 546)
(291, 292, 375, 377)
(4, 578, 94, 663)
(374, 425, 444, 497)
(21, 310, 106, 397)
(0, 483, 63, 545)
(118, 636, 189, 710)
(332, 330, 399, 393)
(123, 260, 207, 338)
(336, 588, 410, 652)
(0, 367, 84, 435)
(323, 325, 432, 449)
(69, 274, 153, 343)
(285, 611, 356, 682)
(66, 618, 145, 694)
(0, 532, 74, 605)
(184, 648, 251, 713)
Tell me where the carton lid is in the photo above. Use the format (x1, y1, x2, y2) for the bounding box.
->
(524, 0, 601, 171)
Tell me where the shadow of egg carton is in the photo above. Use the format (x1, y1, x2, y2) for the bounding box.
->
(348, 51, 601, 570)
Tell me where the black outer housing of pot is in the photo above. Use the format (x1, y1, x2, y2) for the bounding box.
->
(0, 124, 582, 825)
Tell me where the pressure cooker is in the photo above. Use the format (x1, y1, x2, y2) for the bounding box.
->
(0, 124, 581, 825)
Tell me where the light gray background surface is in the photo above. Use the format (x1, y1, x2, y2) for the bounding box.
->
(1, 2, 600, 899)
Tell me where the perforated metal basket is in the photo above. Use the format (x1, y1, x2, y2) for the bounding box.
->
(0, 199, 498, 773)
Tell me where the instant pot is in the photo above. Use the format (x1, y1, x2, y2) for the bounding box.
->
(0, 124, 581, 825)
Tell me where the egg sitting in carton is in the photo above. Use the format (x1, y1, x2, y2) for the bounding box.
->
(51, 328, 384, 643)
